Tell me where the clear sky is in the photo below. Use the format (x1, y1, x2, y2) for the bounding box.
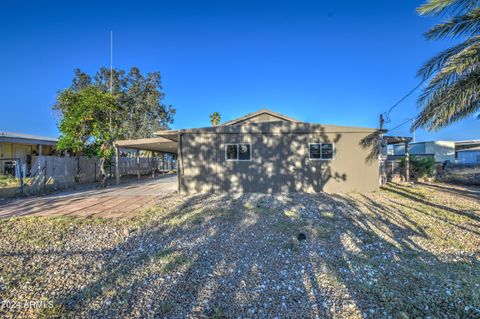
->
(0, 0, 477, 142)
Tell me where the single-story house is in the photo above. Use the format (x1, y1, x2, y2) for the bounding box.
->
(116, 110, 380, 193)
(455, 140, 480, 162)
(457, 146, 480, 164)
(390, 140, 455, 163)
(0, 131, 57, 177)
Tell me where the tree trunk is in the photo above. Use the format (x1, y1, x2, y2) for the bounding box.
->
(99, 157, 107, 186)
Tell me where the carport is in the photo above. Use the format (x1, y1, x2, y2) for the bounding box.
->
(383, 136, 413, 182)
(114, 135, 178, 189)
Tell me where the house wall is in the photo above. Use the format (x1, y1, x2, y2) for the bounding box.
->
(393, 143, 427, 155)
(424, 141, 455, 162)
(0, 142, 54, 175)
(179, 130, 379, 194)
(458, 150, 480, 164)
(392, 141, 455, 162)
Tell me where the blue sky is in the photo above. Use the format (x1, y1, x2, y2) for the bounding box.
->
(0, 0, 477, 141)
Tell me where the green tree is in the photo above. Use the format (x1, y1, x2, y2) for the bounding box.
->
(64, 67, 175, 139)
(55, 86, 120, 183)
(414, 0, 480, 130)
(209, 112, 221, 126)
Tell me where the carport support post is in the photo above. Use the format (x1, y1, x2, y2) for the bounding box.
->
(405, 141, 410, 183)
(151, 151, 155, 178)
(115, 146, 120, 185)
(162, 153, 166, 174)
(136, 149, 140, 179)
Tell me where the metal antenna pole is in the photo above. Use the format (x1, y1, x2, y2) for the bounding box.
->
(412, 119, 415, 143)
(110, 31, 113, 93)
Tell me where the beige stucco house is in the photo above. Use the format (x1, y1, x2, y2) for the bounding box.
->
(118, 110, 380, 194)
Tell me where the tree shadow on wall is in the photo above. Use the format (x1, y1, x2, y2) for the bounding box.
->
(179, 123, 347, 194)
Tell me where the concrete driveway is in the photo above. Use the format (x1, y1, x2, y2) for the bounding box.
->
(0, 175, 177, 218)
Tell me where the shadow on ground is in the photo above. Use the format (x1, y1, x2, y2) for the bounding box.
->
(0, 182, 479, 318)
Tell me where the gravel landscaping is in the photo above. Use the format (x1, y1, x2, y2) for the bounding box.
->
(0, 182, 479, 318)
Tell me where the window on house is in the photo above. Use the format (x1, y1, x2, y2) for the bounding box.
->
(321, 143, 334, 159)
(309, 143, 334, 160)
(226, 144, 238, 160)
(238, 144, 251, 160)
(225, 143, 251, 161)
(309, 143, 321, 159)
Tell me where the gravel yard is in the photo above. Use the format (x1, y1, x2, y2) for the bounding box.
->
(0, 182, 479, 318)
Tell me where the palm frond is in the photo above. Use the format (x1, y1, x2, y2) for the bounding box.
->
(417, 36, 480, 79)
(417, 0, 478, 16)
(413, 71, 480, 130)
(418, 41, 480, 106)
(425, 8, 480, 39)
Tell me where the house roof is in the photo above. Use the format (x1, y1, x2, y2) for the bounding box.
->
(219, 109, 301, 126)
(458, 146, 480, 152)
(0, 131, 58, 145)
(154, 122, 380, 139)
(455, 140, 480, 146)
(154, 109, 380, 138)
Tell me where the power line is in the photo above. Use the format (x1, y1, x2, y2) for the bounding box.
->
(382, 79, 427, 124)
(387, 117, 415, 134)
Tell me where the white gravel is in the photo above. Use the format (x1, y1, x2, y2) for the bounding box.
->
(0, 182, 479, 318)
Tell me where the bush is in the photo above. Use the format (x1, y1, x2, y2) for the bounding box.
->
(0, 174, 18, 188)
(399, 156, 436, 179)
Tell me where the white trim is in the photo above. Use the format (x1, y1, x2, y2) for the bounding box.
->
(224, 143, 252, 161)
(308, 143, 335, 161)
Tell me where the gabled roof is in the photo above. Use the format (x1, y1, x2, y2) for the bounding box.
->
(155, 122, 379, 137)
(219, 109, 300, 126)
(153, 109, 380, 137)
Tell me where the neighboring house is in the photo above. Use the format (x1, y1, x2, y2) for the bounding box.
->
(391, 141, 455, 163)
(457, 146, 480, 164)
(0, 131, 57, 177)
(118, 110, 380, 194)
(455, 140, 480, 161)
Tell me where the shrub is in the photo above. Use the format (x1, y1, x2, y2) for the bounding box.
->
(399, 156, 436, 179)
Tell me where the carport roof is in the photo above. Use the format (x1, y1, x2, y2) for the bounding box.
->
(384, 136, 412, 145)
(115, 137, 177, 153)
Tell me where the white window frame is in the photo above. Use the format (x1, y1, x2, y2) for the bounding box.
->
(308, 143, 335, 161)
(225, 143, 252, 161)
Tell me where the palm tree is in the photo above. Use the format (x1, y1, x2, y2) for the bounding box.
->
(209, 112, 221, 126)
(414, 0, 480, 130)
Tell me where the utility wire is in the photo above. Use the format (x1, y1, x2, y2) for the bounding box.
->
(387, 117, 415, 134)
(382, 79, 427, 124)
